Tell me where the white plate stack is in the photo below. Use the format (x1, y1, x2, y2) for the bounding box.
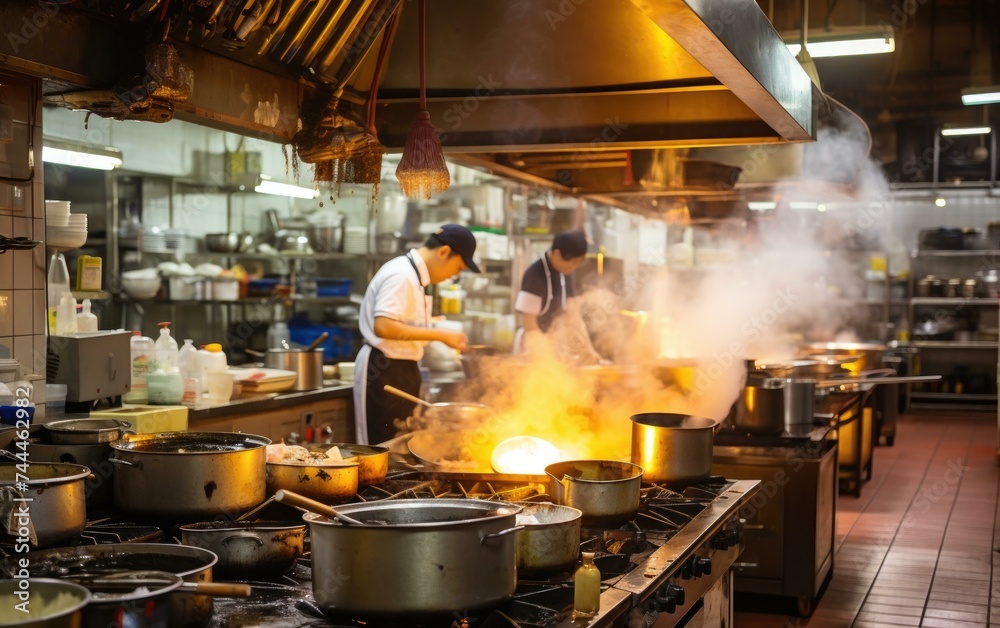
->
(45, 200, 88, 250)
(343, 226, 369, 254)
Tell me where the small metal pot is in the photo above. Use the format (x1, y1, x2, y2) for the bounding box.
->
(629, 413, 717, 484)
(109, 432, 269, 520)
(734, 378, 786, 435)
(515, 502, 582, 574)
(545, 460, 643, 525)
(264, 348, 324, 390)
(179, 521, 306, 579)
(0, 463, 90, 547)
(327, 443, 389, 485)
(305, 499, 521, 614)
(0, 578, 90, 627)
(265, 459, 359, 503)
(45, 418, 132, 445)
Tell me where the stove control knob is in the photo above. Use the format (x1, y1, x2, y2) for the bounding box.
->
(665, 584, 685, 606)
(647, 584, 686, 614)
(691, 556, 712, 577)
(712, 532, 729, 550)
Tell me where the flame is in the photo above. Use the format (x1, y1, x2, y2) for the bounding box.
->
(490, 436, 560, 474)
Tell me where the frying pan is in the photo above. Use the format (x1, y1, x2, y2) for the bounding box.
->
(383, 385, 496, 430)
(406, 429, 496, 473)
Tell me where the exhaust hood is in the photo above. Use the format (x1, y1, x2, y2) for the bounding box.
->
(1, 0, 816, 198)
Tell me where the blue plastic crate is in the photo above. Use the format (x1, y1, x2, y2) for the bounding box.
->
(316, 278, 352, 297)
(287, 317, 357, 361)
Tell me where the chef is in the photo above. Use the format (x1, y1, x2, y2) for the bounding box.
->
(354, 224, 481, 445)
(513, 229, 602, 363)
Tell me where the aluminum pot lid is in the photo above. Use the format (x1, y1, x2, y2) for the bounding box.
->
(110, 431, 270, 453)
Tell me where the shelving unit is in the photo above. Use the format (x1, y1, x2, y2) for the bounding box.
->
(905, 247, 999, 411)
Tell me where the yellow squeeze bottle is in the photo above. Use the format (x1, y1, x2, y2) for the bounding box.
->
(574, 551, 601, 616)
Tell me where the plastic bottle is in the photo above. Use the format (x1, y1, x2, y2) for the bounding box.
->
(573, 552, 600, 617)
(55, 293, 78, 335)
(76, 300, 98, 332)
(154, 322, 180, 372)
(178, 339, 200, 405)
(47, 252, 71, 334)
(267, 321, 290, 350)
(197, 343, 228, 393)
(123, 330, 155, 404)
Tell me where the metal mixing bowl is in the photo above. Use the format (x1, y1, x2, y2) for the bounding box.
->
(204, 232, 242, 253)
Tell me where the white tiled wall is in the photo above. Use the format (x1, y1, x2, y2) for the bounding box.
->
(0, 72, 48, 384)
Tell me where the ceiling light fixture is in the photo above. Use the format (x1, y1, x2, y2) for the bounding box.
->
(783, 26, 895, 59)
(748, 201, 777, 211)
(940, 125, 992, 137)
(254, 175, 318, 199)
(960, 86, 1000, 106)
(42, 138, 123, 170)
(788, 201, 819, 210)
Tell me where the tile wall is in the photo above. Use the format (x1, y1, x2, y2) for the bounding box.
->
(0, 71, 47, 388)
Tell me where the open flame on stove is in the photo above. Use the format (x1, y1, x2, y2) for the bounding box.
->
(490, 436, 560, 475)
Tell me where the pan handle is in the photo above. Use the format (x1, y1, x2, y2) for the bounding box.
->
(481, 525, 524, 544)
(220, 532, 265, 548)
(181, 582, 253, 597)
(107, 458, 143, 470)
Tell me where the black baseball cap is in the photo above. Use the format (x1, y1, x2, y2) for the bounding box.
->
(428, 224, 481, 273)
(552, 230, 588, 259)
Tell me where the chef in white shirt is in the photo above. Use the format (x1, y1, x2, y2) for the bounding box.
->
(353, 224, 481, 445)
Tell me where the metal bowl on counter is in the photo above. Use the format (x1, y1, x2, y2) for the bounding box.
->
(204, 232, 252, 253)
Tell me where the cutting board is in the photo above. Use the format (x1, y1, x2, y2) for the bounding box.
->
(229, 368, 298, 393)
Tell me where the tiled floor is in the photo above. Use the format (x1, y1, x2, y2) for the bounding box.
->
(734, 412, 998, 627)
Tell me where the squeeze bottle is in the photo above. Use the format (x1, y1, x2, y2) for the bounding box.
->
(573, 552, 600, 616)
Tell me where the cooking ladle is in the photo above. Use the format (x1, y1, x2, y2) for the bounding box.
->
(383, 384, 433, 408)
(273, 489, 366, 525)
(305, 331, 330, 352)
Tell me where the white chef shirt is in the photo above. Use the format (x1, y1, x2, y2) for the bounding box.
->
(358, 249, 432, 361)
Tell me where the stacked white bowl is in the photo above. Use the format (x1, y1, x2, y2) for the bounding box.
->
(45, 200, 88, 250)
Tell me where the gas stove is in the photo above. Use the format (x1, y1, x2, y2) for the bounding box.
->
(209, 472, 760, 628)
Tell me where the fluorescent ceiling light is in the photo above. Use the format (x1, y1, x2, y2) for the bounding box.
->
(748, 201, 777, 211)
(789, 201, 819, 210)
(961, 86, 1000, 106)
(940, 126, 992, 137)
(254, 176, 318, 199)
(783, 26, 894, 58)
(42, 139, 122, 170)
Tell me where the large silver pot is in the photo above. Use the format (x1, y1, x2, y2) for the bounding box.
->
(515, 502, 582, 574)
(264, 348, 323, 390)
(44, 418, 132, 445)
(630, 413, 717, 484)
(545, 460, 643, 525)
(305, 498, 521, 614)
(3, 543, 218, 628)
(179, 521, 305, 579)
(0, 463, 90, 547)
(0, 579, 90, 627)
(25, 441, 114, 511)
(109, 432, 269, 519)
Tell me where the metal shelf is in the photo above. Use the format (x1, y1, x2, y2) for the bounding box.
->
(114, 296, 353, 305)
(911, 392, 998, 401)
(72, 290, 109, 301)
(911, 340, 999, 349)
(912, 249, 1000, 257)
(910, 297, 997, 306)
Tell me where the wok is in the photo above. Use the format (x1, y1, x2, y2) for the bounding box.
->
(406, 430, 496, 473)
(384, 385, 496, 431)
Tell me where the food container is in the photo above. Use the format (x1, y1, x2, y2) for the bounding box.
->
(265, 459, 359, 502)
(0, 578, 90, 626)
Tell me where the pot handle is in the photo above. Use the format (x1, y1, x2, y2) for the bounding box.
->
(180, 582, 253, 597)
(480, 525, 524, 545)
(108, 457, 143, 470)
(220, 532, 265, 548)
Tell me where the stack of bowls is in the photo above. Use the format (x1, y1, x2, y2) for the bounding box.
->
(45, 200, 88, 250)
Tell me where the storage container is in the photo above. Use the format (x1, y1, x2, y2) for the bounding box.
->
(316, 278, 352, 297)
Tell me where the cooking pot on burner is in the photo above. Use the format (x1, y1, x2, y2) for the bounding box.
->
(629, 413, 717, 484)
(545, 460, 643, 525)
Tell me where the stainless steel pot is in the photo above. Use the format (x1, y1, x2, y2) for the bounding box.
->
(45, 418, 132, 445)
(629, 413, 717, 484)
(0, 463, 90, 547)
(264, 348, 324, 390)
(179, 521, 306, 579)
(735, 378, 786, 435)
(305, 499, 522, 614)
(327, 443, 388, 485)
(109, 432, 269, 519)
(0, 578, 90, 627)
(265, 459, 359, 502)
(783, 378, 818, 432)
(545, 460, 643, 525)
(25, 441, 114, 511)
(515, 502, 582, 574)
(3, 543, 218, 628)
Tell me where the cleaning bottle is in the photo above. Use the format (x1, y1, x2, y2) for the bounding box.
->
(573, 552, 600, 617)
(47, 252, 71, 335)
(76, 299, 98, 332)
(123, 330, 155, 404)
(178, 339, 200, 405)
(154, 322, 180, 372)
(197, 343, 228, 393)
(55, 293, 78, 335)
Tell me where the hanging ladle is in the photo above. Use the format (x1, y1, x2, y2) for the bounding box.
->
(383, 384, 433, 408)
(273, 489, 366, 525)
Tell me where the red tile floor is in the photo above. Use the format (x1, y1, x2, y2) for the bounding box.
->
(734, 411, 998, 627)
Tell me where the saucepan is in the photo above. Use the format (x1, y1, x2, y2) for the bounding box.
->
(545, 460, 643, 525)
(257, 332, 329, 390)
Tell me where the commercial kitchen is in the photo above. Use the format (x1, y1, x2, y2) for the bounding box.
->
(0, 0, 998, 626)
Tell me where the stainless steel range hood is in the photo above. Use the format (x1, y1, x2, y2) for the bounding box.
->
(1, 0, 815, 197)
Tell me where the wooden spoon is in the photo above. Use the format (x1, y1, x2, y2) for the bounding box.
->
(383, 384, 433, 408)
(273, 489, 366, 525)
